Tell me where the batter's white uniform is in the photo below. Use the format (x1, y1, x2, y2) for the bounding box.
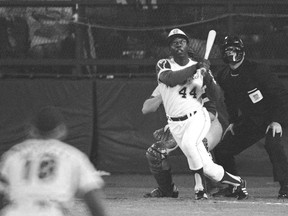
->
(0, 139, 104, 216)
(156, 57, 224, 181)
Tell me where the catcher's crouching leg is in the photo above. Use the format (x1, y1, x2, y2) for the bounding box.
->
(144, 141, 178, 198)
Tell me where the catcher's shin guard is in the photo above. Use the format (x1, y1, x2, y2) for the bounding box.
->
(152, 170, 176, 197)
(146, 142, 175, 196)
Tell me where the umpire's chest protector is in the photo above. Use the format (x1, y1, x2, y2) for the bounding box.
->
(219, 61, 270, 118)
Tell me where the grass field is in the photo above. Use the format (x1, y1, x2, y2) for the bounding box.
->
(101, 174, 288, 216)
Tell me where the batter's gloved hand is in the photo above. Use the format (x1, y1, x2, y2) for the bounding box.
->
(197, 59, 210, 72)
(222, 123, 235, 140)
(266, 122, 282, 137)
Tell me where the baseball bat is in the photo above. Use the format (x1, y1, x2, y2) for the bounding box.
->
(204, 30, 216, 60)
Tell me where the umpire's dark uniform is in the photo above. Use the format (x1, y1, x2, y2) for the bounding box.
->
(214, 59, 288, 188)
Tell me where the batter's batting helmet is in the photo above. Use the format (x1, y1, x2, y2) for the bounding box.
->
(222, 35, 245, 64)
(167, 28, 189, 45)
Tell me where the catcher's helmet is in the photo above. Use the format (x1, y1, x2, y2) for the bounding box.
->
(167, 28, 189, 45)
(222, 35, 245, 64)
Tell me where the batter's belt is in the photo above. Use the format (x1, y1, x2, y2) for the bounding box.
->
(167, 111, 197, 121)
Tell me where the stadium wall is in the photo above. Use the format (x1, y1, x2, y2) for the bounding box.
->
(0, 79, 94, 155)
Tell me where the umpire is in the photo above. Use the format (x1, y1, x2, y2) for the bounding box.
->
(213, 35, 288, 199)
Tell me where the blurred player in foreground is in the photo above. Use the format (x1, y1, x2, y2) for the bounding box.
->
(0, 106, 108, 216)
(142, 28, 248, 200)
(213, 35, 288, 199)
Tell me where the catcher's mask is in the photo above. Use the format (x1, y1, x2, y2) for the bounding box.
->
(167, 28, 189, 46)
(222, 35, 245, 64)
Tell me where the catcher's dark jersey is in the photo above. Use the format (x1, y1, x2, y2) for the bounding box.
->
(215, 59, 288, 127)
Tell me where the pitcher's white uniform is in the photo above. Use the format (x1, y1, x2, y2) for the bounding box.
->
(157, 57, 225, 181)
(0, 139, 104, 216)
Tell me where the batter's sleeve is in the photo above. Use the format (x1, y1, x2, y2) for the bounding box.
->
(156, 59, 198, 87)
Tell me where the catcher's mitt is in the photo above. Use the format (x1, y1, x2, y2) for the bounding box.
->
(153, 125, 177, 149)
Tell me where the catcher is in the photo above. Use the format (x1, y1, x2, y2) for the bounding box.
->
(142, 75, 224, 199)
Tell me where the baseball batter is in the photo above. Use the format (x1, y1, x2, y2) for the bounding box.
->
(143, 82, 223, 198)
(0, 106, 107, 216)
(144, 28, 248, 200)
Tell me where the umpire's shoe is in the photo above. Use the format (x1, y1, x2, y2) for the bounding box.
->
(278, 184, 288, 199)
(144, 184, 179, 198)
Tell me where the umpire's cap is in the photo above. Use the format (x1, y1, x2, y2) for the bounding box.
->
(167, 28, 189, 45)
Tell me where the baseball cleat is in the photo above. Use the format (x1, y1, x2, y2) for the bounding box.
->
(144, 184, 179, 198)
(234, 179, 248, 200)
(278, 192, 288, 199)
(195, 190, 208, 200)
(212, 179, 248, 200)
